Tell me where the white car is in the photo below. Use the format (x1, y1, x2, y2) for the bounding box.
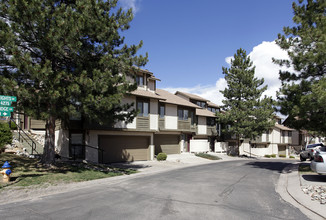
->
(310, 151, 326, 175)
(300, 143, 325, 161)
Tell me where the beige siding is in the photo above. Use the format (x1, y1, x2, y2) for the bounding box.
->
(30, 119, 61, 130)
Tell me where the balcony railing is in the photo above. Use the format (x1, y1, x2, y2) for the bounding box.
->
(136, 117, 150, 130)
(178, 119, 191, 131)
(206, 126, 218, 136)
(159, 118, 165, 130)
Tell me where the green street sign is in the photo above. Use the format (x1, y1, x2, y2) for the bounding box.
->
(0, 95, 17, 102)
(0, 107, 13, 112)
(0, 101, 12, 106)
(0, 111, 11, 117)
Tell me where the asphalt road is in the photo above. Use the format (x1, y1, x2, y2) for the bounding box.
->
(0, 159, 310, 220)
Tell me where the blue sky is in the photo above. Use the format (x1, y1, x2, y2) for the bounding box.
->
(118, 0, 295, 105)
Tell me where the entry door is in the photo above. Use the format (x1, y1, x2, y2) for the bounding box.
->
(184, 134, 192, 152)
(70, 133, 85, 160)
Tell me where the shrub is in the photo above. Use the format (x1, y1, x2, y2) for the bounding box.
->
(157, 153, 167, 161)
(271, 154, 276, 158)
(10, 121, 17, 130)
(279, 154, 286, 158)
(0, 122, 12, 150)
(264, 154, 271, 158)
(289, 155, 295, 159)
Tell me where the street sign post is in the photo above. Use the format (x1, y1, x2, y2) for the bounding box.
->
(0, 95, 16, 102)
(0, 107, 14, 112)
(0, 111, 11, 117)
(0, 95, 16, 117)
(0, 101, 12, 106)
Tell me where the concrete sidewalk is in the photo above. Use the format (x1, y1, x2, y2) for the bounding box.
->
(278, 163, 326, 220)
(112, 152, 247, 174)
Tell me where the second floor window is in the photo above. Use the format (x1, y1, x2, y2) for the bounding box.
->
(208, 107, 219, 113)
(136, 75, 144, 86)
(196, 101, 206, 108)
(178, 109, 188, 120)
(137, 100, 149, 117)
(159, 104, 165, 118)
(207, 117, 216, 126)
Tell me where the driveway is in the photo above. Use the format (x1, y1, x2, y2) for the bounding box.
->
(0, 159, 310, 220)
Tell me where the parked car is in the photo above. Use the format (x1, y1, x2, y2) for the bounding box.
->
(310, 151, 326, 175)
(300, 143, 325, 161)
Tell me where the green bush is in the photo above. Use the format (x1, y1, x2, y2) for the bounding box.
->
(0, 122, 12, 150)
(289, 155, 295, 159)
(264, 154, 271, 158)
(157, 153, 167, 161)
(271, 154, 276, 158)
(279, 154, 286, 158)
(10, 121, 17, 130)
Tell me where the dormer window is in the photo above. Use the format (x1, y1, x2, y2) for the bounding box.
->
(136, 75, 144, 86)
(196, 101, 206, 108)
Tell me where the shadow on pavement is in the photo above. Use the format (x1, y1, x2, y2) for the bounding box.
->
(245, 161, 295, 173)
(302, 174, 326, 183)
(109, 162, 152, 171)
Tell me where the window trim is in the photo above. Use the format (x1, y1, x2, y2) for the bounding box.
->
(136, 75, 144, 87)
(178, 107, 193, 121)
(159, 103, 165, 118)
(137, 99, 150, 117)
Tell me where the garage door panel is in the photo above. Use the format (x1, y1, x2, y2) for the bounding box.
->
(155, 135, 180, 155)
(99, 135, 149, 163)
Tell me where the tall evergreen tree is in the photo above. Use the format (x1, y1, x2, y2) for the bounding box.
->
(0, 0, 148, 164)
(217, 48, 275, 155)
(274, 0, 326, 134)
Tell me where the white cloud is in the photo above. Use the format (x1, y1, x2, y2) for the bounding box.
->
(162, 40, 292, 106)
(119, 0, 141, 14)
(248, 41, 292, 99)
(225, 56, 232, 66)
(164, 78, 227, 106)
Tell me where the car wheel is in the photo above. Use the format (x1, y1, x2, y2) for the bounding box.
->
(300, 155, 306, 161)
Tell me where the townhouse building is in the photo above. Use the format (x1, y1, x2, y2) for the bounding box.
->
(47, 69, 221, 163)
(174, 91, 222, 152)
(239, 118, 294, 157)
(15, 68, 321, 161)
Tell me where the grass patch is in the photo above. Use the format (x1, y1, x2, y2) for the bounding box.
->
(298, 163, 312, 172)
(0, 153, 136, 189)
(195, 153, 221, 160)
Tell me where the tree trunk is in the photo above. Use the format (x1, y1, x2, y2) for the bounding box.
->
(237, 135, 240, 156)
(41, 116, 56, 165)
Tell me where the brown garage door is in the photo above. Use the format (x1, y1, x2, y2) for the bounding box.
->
(154, 135, 180, 155)
(99, 135, 150, 163)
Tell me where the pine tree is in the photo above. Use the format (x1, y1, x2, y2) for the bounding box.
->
(274, 0, 326, 134)
(0, 0, 148, 164)
(217, 48, 275, 155)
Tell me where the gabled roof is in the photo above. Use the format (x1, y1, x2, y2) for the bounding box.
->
(130, 88, 165, 100)
(207, 101, 220, 109)
(148, 76, 161, 81)
(175, 91, 208, 102)
(275, 124, 294, 131)
(196, 108, 216, 117)
(156, 89, 200, 108)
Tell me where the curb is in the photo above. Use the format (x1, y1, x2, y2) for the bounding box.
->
(283, 163, 326, 220)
